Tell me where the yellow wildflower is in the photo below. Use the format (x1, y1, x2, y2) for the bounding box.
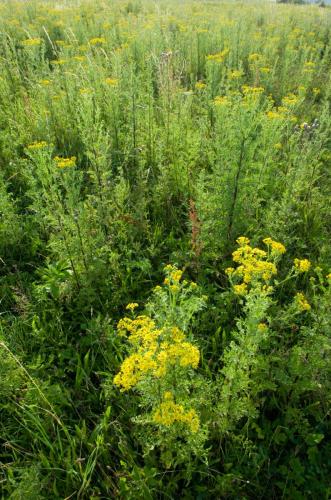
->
(294, 258, 311, 273)
(89, 37, 106, 45)
(214, 96, 229, 106)
(171, 270, 183, 282)
(229, 70, 243, 79)
(105, 78, 118, 86)
(51, 59, 67, 65)
(195, 81, 206, 90)
(248, 53, 261, 62)
(242, 85, 264, 95)
(72, 55, 86, 62)
(282, 93, 299, 107)
(231, 237, 282, 292)
(267, 110, 283, 120)
(114, 312, 200, 390)
(27, 141, 48, 150)
(54, 156, 76, 168)
(126, 303, 139, 311)
(236, 236, 250, 247)
(263, 238, 286, 255)
(152, 393, 200, 433)
(233, 283, 248, 296)
(171, 327, 185, 342)
(295, 292, 311, 312)
(114, 352, 157, 391)
(22, 38, 41, 47)
(206, 48, 229, 63)
(304, 61, 315, 68)
(164, 264, 174, 271)
(39, 79, 51, 86)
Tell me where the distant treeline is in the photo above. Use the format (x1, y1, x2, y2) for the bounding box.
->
(277, 0, 330, 5)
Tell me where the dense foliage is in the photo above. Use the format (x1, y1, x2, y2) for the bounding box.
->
(0, 0, 330, 497)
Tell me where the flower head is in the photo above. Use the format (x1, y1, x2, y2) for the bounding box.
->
(152, 393, 200, 433)
(195, 81, 206, 90)
(263, 237, 286, 255)
(27, 141, 48, 150)
(233, 283, 248, 296)
(126, 303, 139, 311)
(105, 77, 118, 86)
(294, 258, 311, 273)
(295, 292, 311, 312)
(54, 156, 76, 168)
(236, 236, 250, 247)
(22, 38, 41, 47)
(89, 37, 106, 45)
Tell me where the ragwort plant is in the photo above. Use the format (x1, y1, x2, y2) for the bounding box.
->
(111, 265, 209, 468)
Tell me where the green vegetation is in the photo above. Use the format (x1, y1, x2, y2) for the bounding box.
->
(0, 0, 330, 497)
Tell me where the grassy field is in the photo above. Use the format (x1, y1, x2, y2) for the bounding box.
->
(0, 0, 331, 498)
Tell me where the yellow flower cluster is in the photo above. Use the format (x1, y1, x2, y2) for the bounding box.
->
(206, 48, 229, 63)
(263, 237, 286, 255)
(114, 315, 200, 391)
(233, 283, 247, 296)
(152, 392, 199, 433)
(22, 38, 41, 46)
(304, 61, 315, 73)
(89, 37, 106, 45)
(126, 303, 139, 311)
(227, 237, 285, 295)
(54, 156, 76, 168)
(248, 52, 261, 62)
(105, 78, 118, 86)
(27, 141, 48, 150)
(229, 70, 243, 79)
(295, 292, 311, 312)
(266, 109, 288, 120)
(73, 55, 86, 62)
(51, 59, 67, 66)
(163, 265, 183, 286)
(282, 93, 299, 106)
(79, 88, 92, 95)
(39, 79, 51, 86)
(195, 81, 206, 90)
(242, 85, 264, 95)
(232, 237, 277, 284)
(294, 258, 311, 273)
(214, 95, 229, 106)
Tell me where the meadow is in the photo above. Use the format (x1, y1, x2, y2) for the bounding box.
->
(0, 0, 331, 497)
